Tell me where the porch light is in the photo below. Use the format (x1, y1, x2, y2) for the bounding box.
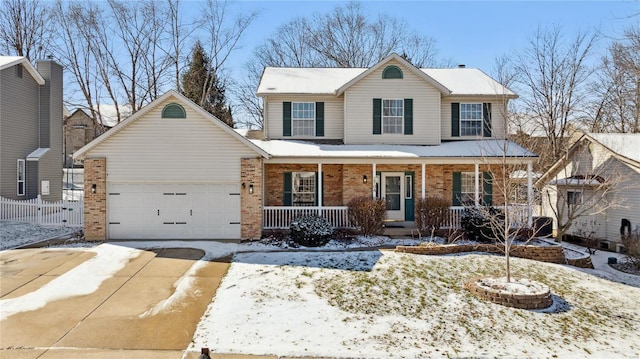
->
(242, 182, 246, 189)
(363, 175, 368, 184)
(249, 184, 254, 194)
(91, 184, 96, 193)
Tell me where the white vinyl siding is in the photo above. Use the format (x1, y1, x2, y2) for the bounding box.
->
(344, 59, 440, 145)
(265, 95, 343, 140)
(85, 98, 258, 183)
(441, 97, 507, 140)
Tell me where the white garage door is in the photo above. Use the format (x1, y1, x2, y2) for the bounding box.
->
(107, 183, 241, 239)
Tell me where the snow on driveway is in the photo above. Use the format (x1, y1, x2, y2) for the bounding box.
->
(0, 244, 140, 320)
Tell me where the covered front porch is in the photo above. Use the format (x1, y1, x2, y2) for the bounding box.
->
(261, 160, 536, 231)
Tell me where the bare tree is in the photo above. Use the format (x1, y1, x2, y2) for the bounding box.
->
(585, 26, 640, 133)
(0, 0, 53, 60)
(239, 1, 442, 129)
(512, 26, 597, 166)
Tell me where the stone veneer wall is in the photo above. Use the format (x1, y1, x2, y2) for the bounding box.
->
(84, 158, 107, 241)
(241, 157, 263, 239)
(396, 243, 566, 264)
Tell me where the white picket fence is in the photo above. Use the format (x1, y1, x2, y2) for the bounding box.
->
(0, 195, 83, 227)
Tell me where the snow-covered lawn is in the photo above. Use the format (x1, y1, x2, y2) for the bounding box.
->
(3, 230, 640, 357)
(0, 221, 78, 250)
(191, 250, 640, 358)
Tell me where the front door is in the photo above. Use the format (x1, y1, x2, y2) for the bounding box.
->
(382, 172, 404, 220)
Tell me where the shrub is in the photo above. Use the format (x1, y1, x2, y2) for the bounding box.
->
(621, 232, 640, 269)
(415, 196, 450, 238)
(460, 207, 504, 243)
(289, 215, 333, 247)
(347, 196, 386, 236)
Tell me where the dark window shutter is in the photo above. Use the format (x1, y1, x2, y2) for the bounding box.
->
(483, 103, 492, 137)
(452, 172, 462, 206)
(283, 172, 292, 205)
(404, 99, 413, 135)
(483, 171, 493, 206)
(315, 102, 324, 137)
(373, 98, 381, 135)
(283, 102, 291, 137)
(451, 103, 460, 137)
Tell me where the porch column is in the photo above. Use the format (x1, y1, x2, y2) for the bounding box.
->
(318, 163, 323, 216)
(527, 161, 533, 227)
(421, 163, 426, 199)
(372, 163, 377, 198)
(474, 163, 480, 207)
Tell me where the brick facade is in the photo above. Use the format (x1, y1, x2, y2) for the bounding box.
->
(241, 157, 263, 239)
(264, 163, 505, 207)
(84, 158, 107, 241)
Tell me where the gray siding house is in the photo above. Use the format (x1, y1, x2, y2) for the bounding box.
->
(0, 56, 63, 201)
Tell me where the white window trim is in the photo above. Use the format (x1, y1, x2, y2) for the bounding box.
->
(17, 159, 25, 196)
(292, 171, 316, 206)
(459, 103, 483, 137)
(567, 190, 583, 206)
(405, 174, 412, 199)
(291, 102, 315, 137)
(382, 98, 404, 134)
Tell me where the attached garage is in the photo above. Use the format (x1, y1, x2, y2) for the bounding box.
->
(107, 183, 241, 240)
(75, 91, 268, 241)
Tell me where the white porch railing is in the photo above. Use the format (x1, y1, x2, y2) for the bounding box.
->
(263, 206, 349, 229)
(0, 195, 84, 227)
(263, 205, 541, 230)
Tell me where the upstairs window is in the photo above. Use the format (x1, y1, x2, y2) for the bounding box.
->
(382, 99, 403, 134)
(382, 65, 403, 79)
(17, 159, 25, 196)
(161, 103, 186, 118)
(292, 102, 315, 136)
(460, 103, 483, 136)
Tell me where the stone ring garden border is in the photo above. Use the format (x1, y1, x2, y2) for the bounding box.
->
(465, 277, 553, 310)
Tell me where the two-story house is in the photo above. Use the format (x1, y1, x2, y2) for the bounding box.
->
(75, 54, 536, 241)
(0, 56, 63, 201)
(63, 109, 111, 168)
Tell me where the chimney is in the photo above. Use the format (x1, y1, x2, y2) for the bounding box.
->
(458, 64, 466, 68)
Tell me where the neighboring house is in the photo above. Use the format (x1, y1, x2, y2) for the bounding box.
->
(536, 132, 640, 252)
(75, 54, 537, 241)
(63, 109, 110, 168)
(0, 56, 63, 201)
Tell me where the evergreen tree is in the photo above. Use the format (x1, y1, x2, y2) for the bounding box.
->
(181, 41, 233, 127)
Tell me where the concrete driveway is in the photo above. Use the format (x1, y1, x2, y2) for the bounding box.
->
(0, 245, 236, 359)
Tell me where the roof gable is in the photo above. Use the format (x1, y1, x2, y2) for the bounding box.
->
(74, 90, 269, 159)
(336, 53, 450, 96)
(535, 132, 640, 187)
(0, 56, 45, 85)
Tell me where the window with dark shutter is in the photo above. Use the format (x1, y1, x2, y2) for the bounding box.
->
(451, 103, 460, 137)
(315, 102, 324, 137)
(373, 98, 381, 135)
(283, 102, 292, 136)
(404, 99, 413, 135)
(483, 103, 492, 137)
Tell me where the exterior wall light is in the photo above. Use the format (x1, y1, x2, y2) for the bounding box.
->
(91, 184, 96, 193)
(249, 184, 254, 194)
(363, 175, 368, 184)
